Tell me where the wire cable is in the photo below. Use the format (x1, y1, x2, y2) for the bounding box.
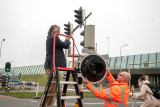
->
(74, 43, 82, 58)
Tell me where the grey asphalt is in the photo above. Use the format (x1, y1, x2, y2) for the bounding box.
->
(0, 86, 142, 107)
(0, 96, 142, 107)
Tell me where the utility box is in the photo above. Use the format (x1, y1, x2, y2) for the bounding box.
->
(84, 25, 95, 49)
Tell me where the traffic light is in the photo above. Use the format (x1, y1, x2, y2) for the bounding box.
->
(5, 62, 11, 72)
(64, 22, 73, 36)
(80, 30, 84, 46)
(74, 7, 85, 27)
(80, 25, 95, 49)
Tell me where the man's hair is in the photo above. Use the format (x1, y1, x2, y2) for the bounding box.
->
(48, 25, 60, 35)
(139, 75, 146, 81)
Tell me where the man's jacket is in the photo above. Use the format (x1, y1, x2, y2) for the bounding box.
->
(87, 72, 130, 107)
(44, 35, 71, 68)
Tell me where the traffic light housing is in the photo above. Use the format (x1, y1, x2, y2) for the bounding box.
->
(80, 30, 84, 46)
(80, 25, 95, 49)
(5, 62, 11, 72)
(64, 22, 73, 36)
(80, 54, 107, 84)
(74, 7, 85, 27)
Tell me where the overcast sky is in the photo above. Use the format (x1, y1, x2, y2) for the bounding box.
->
(0, 0, 160, 68)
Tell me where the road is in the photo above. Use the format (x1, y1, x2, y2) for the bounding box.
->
(0, 95, 142, 107)
(0, 86, 143, 107)
(0, 86, 90, 92)
(0, 86, 142, 107)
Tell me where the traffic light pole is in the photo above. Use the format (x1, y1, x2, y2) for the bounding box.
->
(72, 12, 92, 34)
(5, 73, 9, 93)
(68, 12, 92, 58)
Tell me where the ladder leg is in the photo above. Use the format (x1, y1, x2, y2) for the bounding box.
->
(72, 71, 83, 107)
(55, 67, 62, 107)
(61, 71, 71, 106)
(39, 70, 53, 107)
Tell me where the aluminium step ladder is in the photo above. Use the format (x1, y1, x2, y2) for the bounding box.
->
(55, 67, 83, 107)
(53, 33, 82, 107)
(40, 33, 83, 107)
(39, 67, 83, 107)
(39, 68, 54, 107)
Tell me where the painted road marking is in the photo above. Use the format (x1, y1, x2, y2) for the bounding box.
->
(29, 100, 37, 103)
(65, 102, 142, 105)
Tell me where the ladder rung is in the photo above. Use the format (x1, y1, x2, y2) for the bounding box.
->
(61, 96, 81, 100)
(60, 81, 77, 84)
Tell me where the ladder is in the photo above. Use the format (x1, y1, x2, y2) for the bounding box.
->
(53, 33, 82, 107)
(39, 33, 83, 107)
(39, 67, 83, 107)
(39, 69, 54, 107)
(55, 67, 83, 107)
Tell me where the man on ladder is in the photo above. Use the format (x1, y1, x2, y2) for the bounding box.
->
(39, 24, 71, 107)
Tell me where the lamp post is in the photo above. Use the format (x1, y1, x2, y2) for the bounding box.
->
(0, 39, 5, 58)
(10, 61, 15, 67)
(120, 44, 128, 72)
(30, 52, 32, 66)
(10, 61, 15, 75)
(107, 37, 109, 57)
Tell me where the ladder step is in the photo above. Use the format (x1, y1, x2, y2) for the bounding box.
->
(60, 81, 77, 84)
(61, 96, 81, 100)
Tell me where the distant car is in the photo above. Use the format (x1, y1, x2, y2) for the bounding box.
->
(26, 81, 37, 86)
(1, 74, 19, 86)
(18, 81, 27, 86)
(0, 73, 2, 87)
(9, 81, 18, 87)
(0, 76, 2, 82)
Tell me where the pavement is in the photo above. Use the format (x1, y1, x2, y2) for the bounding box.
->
(0, 86, 142, 107)
(0, 94, 143, 107)
(0, 95, 18, 99)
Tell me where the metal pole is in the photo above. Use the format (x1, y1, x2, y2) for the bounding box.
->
(107, 37, 109, 57)
(0, 41, 2, 58)
(5, 73, 9, 93)
(30, 52, 32, 66)
(128, 64, 131, 87)
(120, 44, 128, 72)
(120, 46, 122, 72)
(0, 39, 5, 58)
(10, 61, 14, 75)
(10, 61, 15, 67)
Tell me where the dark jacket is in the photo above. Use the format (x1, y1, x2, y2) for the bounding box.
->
(44, 35, 71, 69)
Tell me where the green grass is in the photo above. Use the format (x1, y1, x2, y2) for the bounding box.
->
(0, 74, 104, 98)
(20, 74, 83, 87)
(0, 92, 96, 98)
(20, 74, 47, 86)
(0, 92, 43, 98)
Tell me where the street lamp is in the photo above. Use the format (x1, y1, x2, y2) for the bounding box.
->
(0, 39, 5, 58)
(107, 37, 109, 57)
(120, 44, 128, 72)
(30, 52, 32, 66)
(10, 61, 15, 75)
(10, 61, 15, 67)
